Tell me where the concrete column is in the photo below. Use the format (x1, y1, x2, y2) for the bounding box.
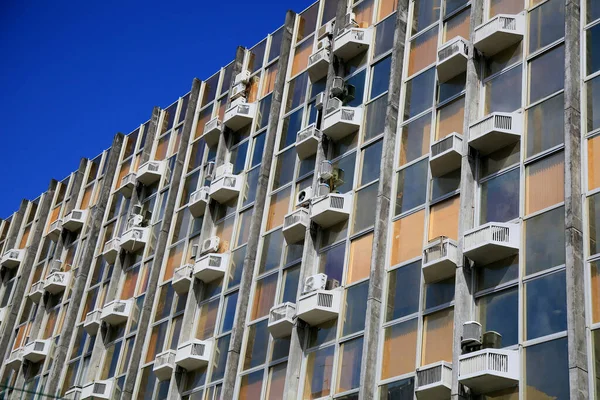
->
(0, 180, 56, 381)
(451, 1, 483, 399)
(3, 200, 28, 251)
(357, 1, 408, 398)
(44, 134, 124, 396)
(564, 0, 588, 398)
(219, 10, 295, 400)
(120, 78, 201, 400)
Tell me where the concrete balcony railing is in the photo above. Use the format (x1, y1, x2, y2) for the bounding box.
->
(268, 302, 296, 338)
(437, 37, 469, 83)
(175, 339, 213, 371)
(416, 361, 452, 400)
(282, 208, 310, 244)
(468, 112, 522, 155)
(44, 270, 70, 294)
(464, 222, 519, 265)
(459, 349, 519, 393)
(47, 219, 63, 241)
(224, 102, 256, 131)
(422, 237, 458, 283)
(474, 13, 524, 56)
(153, 349, 177, 381)
(81, 379, 120, 400)
(430, 133, 463, 177)
(102, 238, 120, 264)
(310, 193, 352, 229)
(209, 174, 242, 204)
(172, 264, 194, 294)
(333, 27, 372, 60)
(116, 172, 137, 197)
(322, 105, 363, 141)
(194, 253, 228, 283)
(189, 187, 210, 217)
(1, 249, 24, 269)
(23, 339, 51, 363)
(137, 160, 167, 186)
(307, 47, 330, 82)
(84, 309, 102, 335)
(202, 117, 223, 148)
(28, 281, 45, 304)
(101, 299, 133, 326)
(297, 288, 341, 326)
(120, 226, 149, 253)
(296, 124, 322, 160)
(63, 209, 87, 232)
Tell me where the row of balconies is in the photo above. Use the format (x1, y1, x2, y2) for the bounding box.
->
(46, 209, 89, 241)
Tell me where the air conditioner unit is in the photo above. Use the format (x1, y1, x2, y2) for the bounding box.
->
(317, 38, 331, 50)
(131, 204, 142, 215)
(317, 183, 331, 197)
(315, 92, 325, 111)
(230, 83, 247, 101)
(296, 187, 314, 208)
(127, 213, 144, 230)
(344, 12, 358, 29)
(326, 279, 340, 290)
(318, 21, 334, 40)
(325, 97, 343, 115)
(201, 237, 220, 255)
(462, 321, 482, 350)
(204, 162, 216, 180)
(303, 273, 328, 294)
(235, 70, 251, 85)
(230, 96, 246, 109)
(216, 163, 234, 178)
(191, 244, 200, 259)
(331, 77, 345, 98)
(319, 160, 334, 180)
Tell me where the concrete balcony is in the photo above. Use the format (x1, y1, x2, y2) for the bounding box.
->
(224, 102, 256, 131)
(28, 281, 45, 304)
(137, 160, 166, 186)
(81, 379, 120, 400)
(416, 361, 452, 400)
(464, 222, 519, 265)
(474, 13, 524, 56)
(120, 226, 149, 253)
(297, 288, 341, 326)
(23, 339, 51, 363)
(1, 249, 24, 269)
(430, 133, 463, 177)
(153, 349, 177, 381)
(282, 208, 310, 244)
(64, 387, 82, 400)
(194, 253, 228, 283)
(459, 349, 519, 393)
(307, 48, 330, 82)
(101, 299, 133, 326)
(6, 348, 23, 370)
(209, 174, 242, 203)
(422, 237, 458, 283)
(202, 117, 223, 147)
(44, 271, 70, 294)
(116, 172, 137, 197)
(322, 106, 363, 141)
(47, 219, 63, 241)
(189, 187, 210, 217)
(333, 27, 372, 60)
(469, 112, 522, 155)
(437, 37, 469, 83)
(310, 193, 352, 229)
(296, 124, 322, 160)
(84, 309, 102, 335)
(268, 302, 296, 338)
(175, 339, 212, 371)
(102, 238, 120, 264)
(172, 264, 193, 294)
(63, 209, 87, 232)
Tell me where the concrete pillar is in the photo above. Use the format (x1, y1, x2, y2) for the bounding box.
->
(564, 0, 588, 398)
(3, 200, 28, 251)
(120, 78, 201, 400)
(219, 10, 296, 400)
(357, 1, 409, 398)
(44, 134, 125, 396)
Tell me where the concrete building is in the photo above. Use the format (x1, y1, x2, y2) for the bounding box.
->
(0, 0, 593, 398)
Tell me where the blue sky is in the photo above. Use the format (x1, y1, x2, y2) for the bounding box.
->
(0, 0, 314, 219)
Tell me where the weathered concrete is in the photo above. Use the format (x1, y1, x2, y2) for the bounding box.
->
(219, 10, 296, 399)
(121, 78, 200, 400)
(45, 134, 124, 396)
(358, 1, 408, 398)
(2, 200, 28, 251)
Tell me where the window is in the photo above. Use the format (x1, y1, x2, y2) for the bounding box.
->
(391, 210, 425, 265)
(588, 134, 600, 189)
(431, 169, 460, 200)
(347, 234, 373, 284)
(304, 346, 335, 399)
(524, 338, 569, 398)
(443, 6, 470, 42)
(484, 65, 522, 114)
(404, 69, 436, 119)
(592, 330, 600, 397)
(292, 39, 312, 76)
(526, 93, 564, 157)
(400, 113, 431, 166)
(408, 27, 438, 76)
(343, 281, 369, 336)
(590, 193, 600, 256)
(477, 256, 519, 291)
(529, 0, 565, 54)
(421, 308, 454, 365)
(374, 15, 396, 57)
(379, 378, 414, 399)
(477, 287, 518, 347)
(436, 97, 465, 140)
(412, 0, 440, 33)
(251, 273, 278, 320)
(364, 94, 388, 141)
(480, 168, 520, 223)
(428, 196, 460, 241)
(319, 243, 346, 284)
(336, 337, 364, 393)
(489, 0, 522, 18)
(381, 319, 418, 379)
(239, 370, 263, 400)
(266, 188, 291, 231)
(386, 261, 421, 321)
(528, 45, 564, 104)
(243, 321, 269, 369)
(525, 206, 565, 275)
(378, 0, 397, 21)
(360, 139, 383, 185)
(371, 56, 392, 99)
(525, 270, 567, 340)
(525, 151, 564, 215)
(280, 109, 303, 150)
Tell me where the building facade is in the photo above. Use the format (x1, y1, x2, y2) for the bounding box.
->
(0, 0, 594, 398)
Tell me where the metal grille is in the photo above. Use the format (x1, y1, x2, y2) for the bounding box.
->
(317, 293, 333, 308)
(207, 255, 222, 268)
(352, 30, 365, 41)
(31, 281, 44, 292)
(206, 118, 219, 132)
(309, 50, 324, 65)
(191, 343, 206, 356)
(470, 113, 514, 140)
(438, 39, 468, 62)
(48, 273, 66, 284)
(270, 303, 295, 323)
(8, 250, 20, 259)
(238, 105, 250, 115)
(156, 351, 175, 367)
(476, 15, 518, 41)
(173, 265, 192, 282)
(417, 364, 442, 386)
(113, 302, 126, 313)
(341, 109, 355, 121)
(460, 351, 509, 375)
(148, 162, 160, 172)
(93, 383, 107, 394)
(224, 176, 237, 188)
(284, 209, 308, 227)
(431, 135, 455, 157)
(329, 196, 345, 210)
(71, 211, 83, 219)
(33, 341, 45, 351)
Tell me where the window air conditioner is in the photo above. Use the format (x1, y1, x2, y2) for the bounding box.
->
(319, 160, 334, 180)
(315, 92, 325, 111)
(296, 187, 314, 208)
(303, 273, 328, 294)
(201, 237, 220, 255)
(317, 38, 331, 50)
(318, 21, 334, 40)
(235, 70, 251, 85)
(204, 162, 216, 180)
(215, 163, 234, 178)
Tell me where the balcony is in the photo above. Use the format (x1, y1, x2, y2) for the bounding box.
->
(64, 387, 82, 400)
(137, 161, 166, 186)
(310, 193, 352, 229)
(416, 362, 452, 400)
(116, 172, 137, 197)
(84, 309, 102, 335)
(120, 226, 149, 253)
(44, 271, 70, 294)
(153, 349, 177, 381)
(333, 27, 372, 60)
(202, 117, 223, 147)
(474, 13, 525, 56)
(28, 281, 45, 304)
(437, 37, 469, 83)
(297, 288, 341, 326)
(47, 219, 63, 241)
(81, 380, 120, 400)
(194, 253, 228, 283)
(469, 112, 522, 155)
(430, 133, 463, 177)
(189, 187, 210, 217)
(175, 339, 212, 371)
(296, 124, 322, 160)
(223, 102, 256, 131)
(422, 237, 459, 283)
(101, 299, 133, 326)
(6, 348, 23, 370)
(63, 209, 87, 232)
(102, 238, 120, 264)
(282, 209, 310, 244)
(464, 222, 519, 265)
(459, 349, 519, 393)
(268, 302, 296, 338)
(209, 174, 242, 203)
(1, 249, 23, 269)
(322, 106, 363, 141)
(307, 48, 330, 82)
(172, 264, 194, 294)
(23, 339, 50, 363)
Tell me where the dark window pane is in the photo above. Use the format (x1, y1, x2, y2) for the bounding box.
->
(525, 271, 567, 340)
(480, 169, 520, 223)
(525, 338, 569, 399)
(525, 206, 565, 275)
(371, 56, 392, 99)
(529, 0, 565, 54)
(343, 281, 369, 336)
(478, 287, 518, 347)
(395, 159, 428, 215)
(404, 69, 436, 119)
(386, 261, 421, 321)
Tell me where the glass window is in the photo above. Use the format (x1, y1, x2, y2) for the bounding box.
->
(304, 346, 335, 399)
(589, 0, 600, 22)
(272, 147, 296, 189)
(386, 261, 421, 321)
(266, 363, 287, 400)
(343, 281, 369, 336)
(371, 55, 392, 99)
(381, 319, 418, 379)
(391, 210, 425, 265)
(525, 270, 567, 340)
(336, 337, 364, 393)
(480, 169, 520, 223)
(244, 168, 260, 207)
(281, 109, 303, 150)
(431, 169, 461, 200)
(478, 287, 518, 347)
(400, 113, 431, 166)
(332, 153, 356, 194)
(221, 292, 238, 334)
(353, 0, 375, 27)
(378, 0, 398, 21)
(477, 255, 519, 291)
(489, 0, 522, 18)
(592, 330, 600, 398)
(319, 243, 347, 284)
(528, 45, 564, 104)
(360, 139, 383, 185)
(404, 69, 436, 119)
(529, 0, 565, 54)
(196, 299, 219, 340)
(525, 206, 565, 276)
(484, 65, 522, 114)
(590, 134, 600, 190)
(292, 39, 313, 76)
(428, 196, 460, 240)
(281, 265, 300, 304)
(297, 3, 318, 42)
(364, 94, 388, 141)
(239, 370, 263, 400)
(525, 151, 564, 215)
(480, 142, 520, 178)
(347, 233, 373, 284)
(211, 334, 231, 382)
(436, 96, 465, 140)
(408, 27, 438, 76)
(588, 23, 600, 76)
(446, 0, 468, 16)
(589, 193, 600, 256)
(438, 72, 466, 103)
(526, 93, 564, 157)
(524, 338, 569, 399)
(412, 0, 440, 34)
(425, 278, 455, 309)
(286, 73, 308, 113)
(251, 273, 278, 320)
(421, 308, 454, 365)
(444, 6, 470, 42)
(351, 183, 376, 235)
(375, 14, 396, 57)
(243, 320, 269, 369)
(345, 70, 367, 107)
(266, 187, 291, 231)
